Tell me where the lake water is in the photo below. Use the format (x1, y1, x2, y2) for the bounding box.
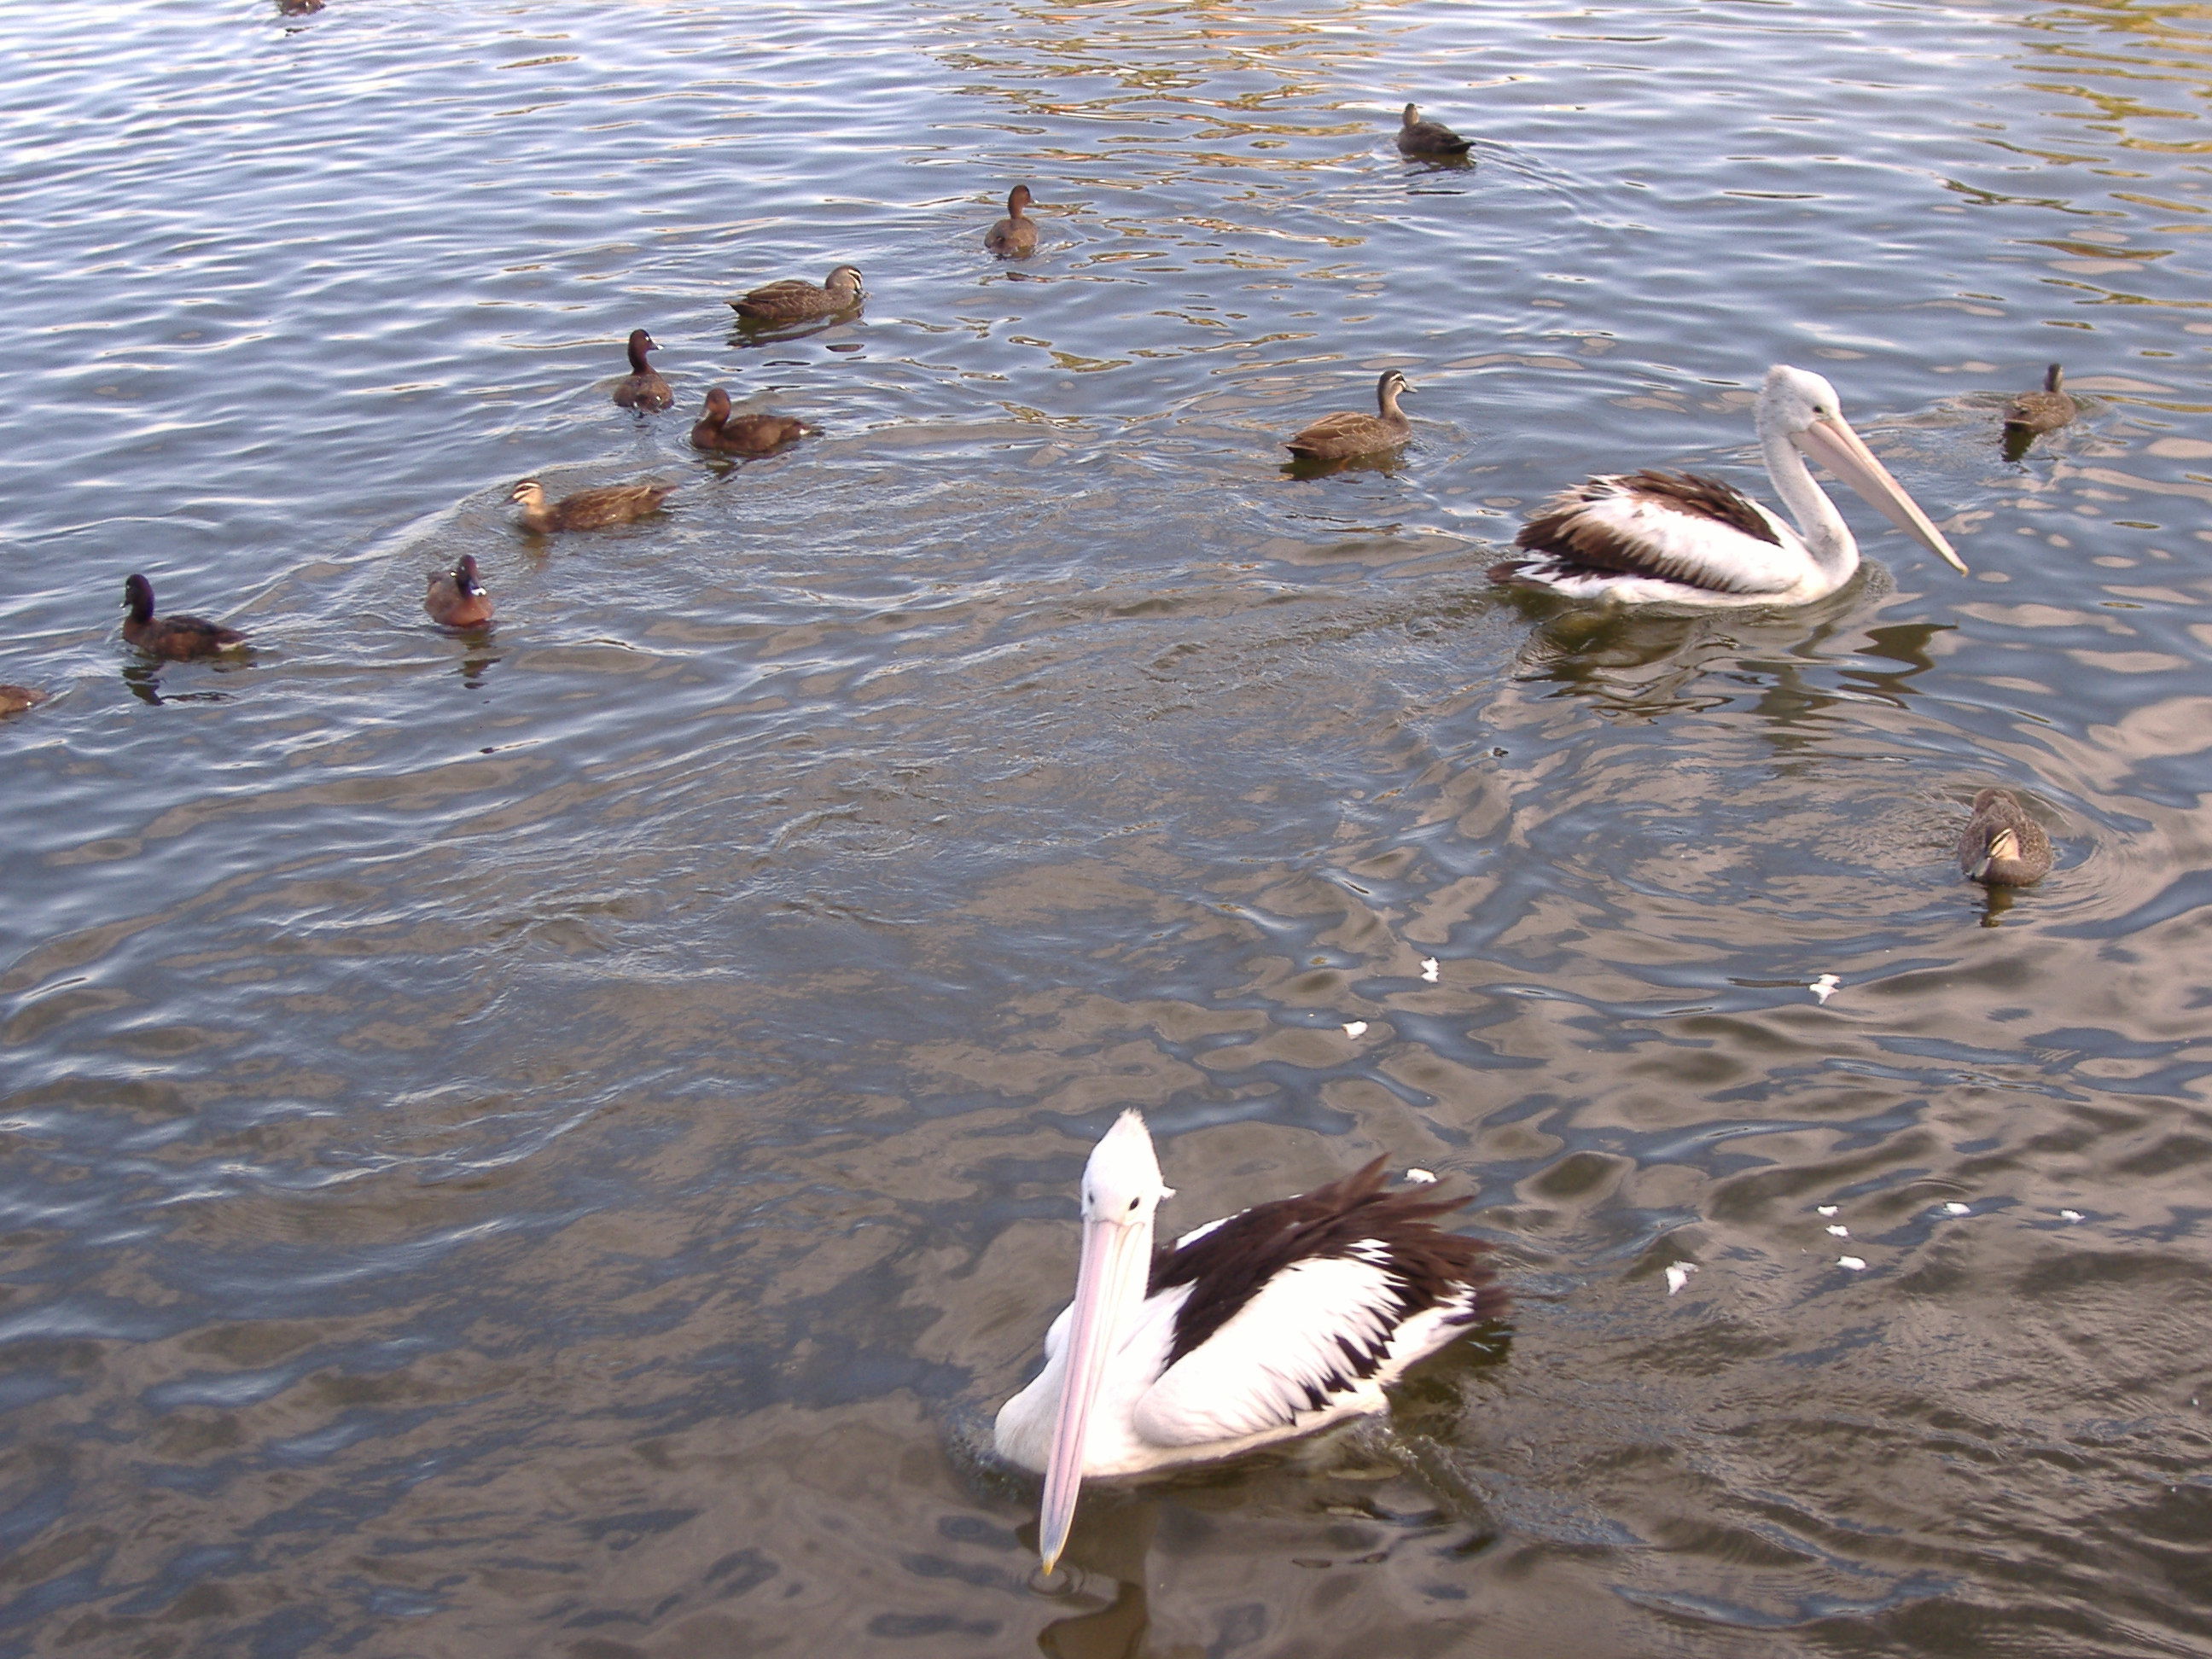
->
(4, 0, 2212, 1653)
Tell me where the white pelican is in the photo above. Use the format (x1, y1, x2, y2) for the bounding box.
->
(994, 1111, 1505, 1575)
(1489, 364, 1969, 606)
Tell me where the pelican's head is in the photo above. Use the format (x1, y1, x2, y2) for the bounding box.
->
(1762, 364, 1968, 575)
(1036, 1110, 1170, 1578)
(1081, 1109, 1171, 1226)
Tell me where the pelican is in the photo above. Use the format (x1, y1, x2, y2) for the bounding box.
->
(1489, 364, 1968, 606)
(994, 1111, 1505, 1575)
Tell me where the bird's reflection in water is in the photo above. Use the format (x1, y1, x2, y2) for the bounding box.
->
(1280, 449, 1408, 484)
(450, 632, 503, 690)
(120, 656, 252, 707)
(1976, 883, 2020, 929)
(1033, 1491, 1173, 1659)
(1501, 588, 1949, 739)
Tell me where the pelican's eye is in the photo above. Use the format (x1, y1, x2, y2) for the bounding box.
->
(1127, 1197, 1140, 1212)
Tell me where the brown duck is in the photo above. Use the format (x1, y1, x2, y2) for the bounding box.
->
(729, 265, 864, 325)
(424, 554, 495, 627)
(690, 387, 818, 456)
(509, 477, 673, 533)
(1959, 789, 2053, 887)
(0, 684, 46, 715)
(986, 185, 1039, 258)
(121, 573, 247, 659)
(1397, 102, 1471, 158)
(612, 329, 672, 410)
(1285, 369, 1414, 462)
(2004, 364, 2076, 436)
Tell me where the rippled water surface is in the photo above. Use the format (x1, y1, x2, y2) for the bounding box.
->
(7, 0, 2212, 1653)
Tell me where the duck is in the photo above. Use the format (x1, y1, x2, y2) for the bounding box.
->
(689, 387, 818, 456)
(1396, 102, 1472, 158)
(729, 265, 864, 325)
(0, 684, 46, 715)
(1285, 369, 1414, 462)
(424, 555, 495, 627)
(2004, 364, 2076, 437)
(508, 477, 673, 533)
(1958, 789, 2053, 888)
(611, 329, 672, 410)
(120, 574, 247, 659)
(1491, 365, 1967, 607)
(987, 185, 1039, 258)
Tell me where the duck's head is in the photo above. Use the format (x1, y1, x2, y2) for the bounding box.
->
(1006, 184, 1033, 215)
(701, 387, 732, 420)
(508, 478, 546, 507)
(454, 554, 484, 595)
(123, 573, 154, 617)
(628, 329, 657, 357)
(825, 264, 864, 295)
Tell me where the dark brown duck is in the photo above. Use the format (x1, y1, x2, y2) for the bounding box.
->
(1959, 789, 2053, 888)
(509, 477, 673, 533)
(689, 387, 818, 456)
(1397, 102, 1471, 158)
(612, 329, 672, 410)
(424, 555, 495, 627)
(2004, 364, 2076, 436)
(121, 573, 247, 660)
(986, 185, 1038, 258)
(729, 265, 864, 325)
(0, 684, 46, 715)
(1285, 369, 1414, 462)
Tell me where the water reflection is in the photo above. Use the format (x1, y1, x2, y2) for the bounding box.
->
(1033, 1491, 1161, 1659)
(119, 656, 252, 706)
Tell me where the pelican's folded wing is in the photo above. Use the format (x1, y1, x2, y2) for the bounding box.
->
(1131, 1253, 1411, 1445)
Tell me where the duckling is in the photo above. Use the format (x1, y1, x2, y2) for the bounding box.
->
(424, 554, 495, 627)
(0, 684, 46, 715)
(612, 329, 672, 410)
(121, 574, 247, 659)
(689, 387, 818, 456)
(729, 265, 864, 325)
(1959, 789, 2053, 888)
(986, 185, 1039, 258)
(2004, 364, 2076, 436)
(508, 477, 673, 533)
(1397, 102, 1472, 158)
(1285, 369, 1414, 462)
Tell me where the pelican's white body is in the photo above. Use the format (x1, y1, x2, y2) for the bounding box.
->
(994, 1237, 1482, 1479)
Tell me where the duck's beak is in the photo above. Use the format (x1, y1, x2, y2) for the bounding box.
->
(1793, 417, 1968, 573)
(1035, 1208, 1150, 1577)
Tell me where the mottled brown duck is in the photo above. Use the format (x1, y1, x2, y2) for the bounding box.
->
(986, 185, 1039, 258)
(1959, 789, 2053, 888)
(611, 329, 672, 410)
(1396, 102, 1471, 158)
(508, 477, 673, 533)
(0, 684, 46, 715)
(424, 555, 495, 627)
(1285, 369, 1414, 462)
(689, 387, 818, 456)
(121, 574, 247, 660)
(2004, 364, 2076, 436)
(729, 265, 864, 325)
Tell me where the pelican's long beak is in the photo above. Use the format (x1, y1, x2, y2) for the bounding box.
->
(1794, 417, 1969, 573)
(1036, 1209, 1150, 1577)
